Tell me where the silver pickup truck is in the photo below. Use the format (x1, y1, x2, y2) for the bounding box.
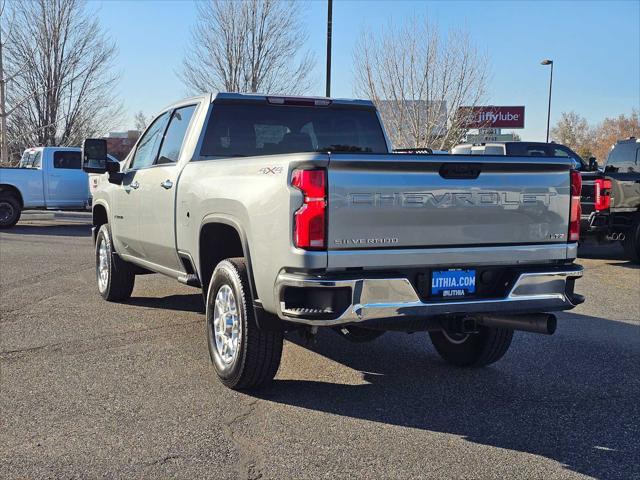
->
(83, 93, 584, 390)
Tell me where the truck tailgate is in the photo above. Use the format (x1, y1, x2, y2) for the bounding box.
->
(327, 154, 572, 249)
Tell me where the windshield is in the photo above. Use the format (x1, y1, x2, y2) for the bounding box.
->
(200, 103, 388, 157)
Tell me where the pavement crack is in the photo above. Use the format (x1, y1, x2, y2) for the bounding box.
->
(149, 454, 182, 466)
(222, 398, 265, 480)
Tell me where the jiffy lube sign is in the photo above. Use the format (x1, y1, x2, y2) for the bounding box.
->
(457, 106, 525, 129)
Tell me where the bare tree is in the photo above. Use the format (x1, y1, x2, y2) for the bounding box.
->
(133, 111, 148, 132)
(353, 18, 489, 150)
(592, 109, 639, 162)
(0, 0, 18, 163)
(551, 111, 594, 159)
(3, 0, 122, 162)
(180, 0, 314, 95)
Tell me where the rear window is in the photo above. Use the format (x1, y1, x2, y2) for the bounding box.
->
(53, 151, 81, 169)
(605, 142, 638, 172)
(200, 103, 388, 157)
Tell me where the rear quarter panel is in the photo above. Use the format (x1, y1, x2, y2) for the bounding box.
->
(0, 167, 44, 207)
(176, 153, 328, 313)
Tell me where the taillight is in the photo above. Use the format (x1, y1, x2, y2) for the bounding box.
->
(291, 169, 326, 249)
(594, 178, 612, 211)
(569, 170, 582, 242)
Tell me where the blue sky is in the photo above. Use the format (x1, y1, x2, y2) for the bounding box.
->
(90, 0, 640, 141)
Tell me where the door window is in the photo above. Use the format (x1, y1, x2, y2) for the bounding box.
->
(525, 145, 549, 156)
(53, 151, 81, 169)
(552, 147, 583, 170)
(130, 111, 171, 170)
(156, 105, 197, 164)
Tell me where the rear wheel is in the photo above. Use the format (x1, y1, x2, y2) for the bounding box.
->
(95, 224, 135, 301)
(429, 326, 513, 367)
(206, 258, 283, 390)
(622, 216, 640, 264)
(0, 194, 21, 228)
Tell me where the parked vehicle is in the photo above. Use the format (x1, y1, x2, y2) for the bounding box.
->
(588, 138, 640, 262)
(85, 93, 584, 390)
(0, 147, 94, 228)
(452, 141, 605, 237)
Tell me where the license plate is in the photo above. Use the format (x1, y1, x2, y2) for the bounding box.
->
(431, 269, 476, 298)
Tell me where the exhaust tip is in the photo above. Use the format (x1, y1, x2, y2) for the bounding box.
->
(546, 314, 557, 335)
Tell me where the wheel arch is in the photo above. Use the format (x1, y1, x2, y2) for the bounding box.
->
(0, 184, 24, 208)
(91, 201, 110, 243)
(198, 215, 258, 303)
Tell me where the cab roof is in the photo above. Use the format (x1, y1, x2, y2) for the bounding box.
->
(213, 92, 375, 108)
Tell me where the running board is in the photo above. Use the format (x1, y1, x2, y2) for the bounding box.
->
(178, 274, 201, 288)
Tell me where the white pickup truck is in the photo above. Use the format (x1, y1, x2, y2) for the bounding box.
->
(0, 147, 107, 228)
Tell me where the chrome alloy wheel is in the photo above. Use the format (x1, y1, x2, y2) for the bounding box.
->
(213, 285, 240, 364)
(97, 238, 109, 292)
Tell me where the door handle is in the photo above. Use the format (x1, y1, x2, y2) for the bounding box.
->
(161, 179, 173, 189)
(130, 180, 140, 189)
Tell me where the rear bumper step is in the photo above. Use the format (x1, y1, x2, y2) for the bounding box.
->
(275, 265, 584, 327)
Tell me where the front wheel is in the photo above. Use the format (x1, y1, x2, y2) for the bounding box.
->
(95, 224, 135, 301)
(206, 258, 283, 390)
(429, 326, 513, 367)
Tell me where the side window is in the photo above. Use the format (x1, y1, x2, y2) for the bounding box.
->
(552, 148, 569, 157)
(32, 152, 42, 168)
(130, 111, 171, 170)
(526, 145, 549, 156)
(156, 105, 197, 164)
(553, 147, 582, 170)
(53, 151, 81, 169)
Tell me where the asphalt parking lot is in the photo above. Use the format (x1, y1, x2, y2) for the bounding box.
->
(1, 215, 639, 479)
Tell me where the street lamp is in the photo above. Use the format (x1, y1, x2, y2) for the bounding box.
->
(326, 0, 333, 97)
(541, 59, 553, 142)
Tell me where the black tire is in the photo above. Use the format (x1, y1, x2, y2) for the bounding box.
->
(429, 326, 513, 367)
(333, 325, 385, 343)
(0, 194, 21, 228)
(95, 224, 135, 301)
(622, 216, 640, 264)
(206, 258, 283, 390)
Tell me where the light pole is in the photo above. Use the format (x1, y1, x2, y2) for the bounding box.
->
(325, 0, 333, 97)
(541, 59, 553, 142)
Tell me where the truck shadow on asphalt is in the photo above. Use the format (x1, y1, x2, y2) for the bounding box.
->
(2, 223, 92, 237)
(578, 243, 639, 269)
(256, 313, 639, 480)
(126, 294, 205, 313)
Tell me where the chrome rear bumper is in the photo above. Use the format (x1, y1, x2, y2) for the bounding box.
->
(275, 266, 584, 326)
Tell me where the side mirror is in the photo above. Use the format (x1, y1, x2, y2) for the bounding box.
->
(588, 157, 599, 171)
(106, 161, 120, 174)
(82, 138, 108, 173)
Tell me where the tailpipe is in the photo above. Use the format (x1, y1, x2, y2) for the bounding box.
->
(607, 232, 626, 241)
(478, 313, 557, 335)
